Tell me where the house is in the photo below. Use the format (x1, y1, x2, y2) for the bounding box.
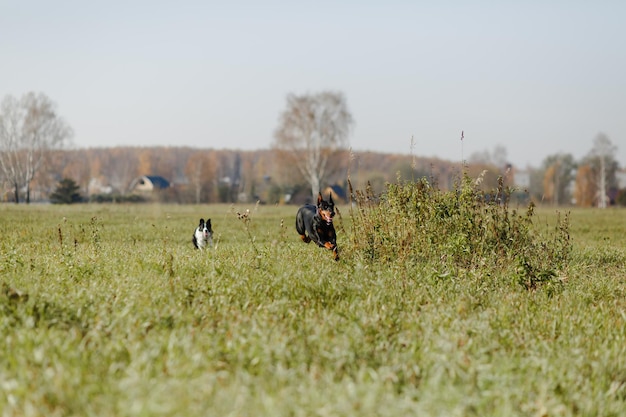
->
(323, 184, 347, 202)
(88, 177, 114, 195)
(129, 175, 170, 193)
(512, 169, 530, 189)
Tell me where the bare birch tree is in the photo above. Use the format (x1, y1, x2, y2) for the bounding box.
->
(587, 133, 618, 208)
(273, 91, 353, 200)
(0, 92, 73, 203)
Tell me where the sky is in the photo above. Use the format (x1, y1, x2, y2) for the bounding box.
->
(1, 0, 625, 168)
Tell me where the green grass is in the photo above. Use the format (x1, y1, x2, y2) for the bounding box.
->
(1, 200, 625, 416)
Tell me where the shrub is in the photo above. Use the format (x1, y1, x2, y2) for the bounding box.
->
(50, 178, 83, 204)
(348, 172, 571, 290)
(89, 193, 147, 203)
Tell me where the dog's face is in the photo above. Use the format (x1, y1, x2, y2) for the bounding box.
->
(197, 218, 213, 239)
(317, 193, 335, 225)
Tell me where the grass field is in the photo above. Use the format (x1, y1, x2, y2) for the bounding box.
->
(0, 200, 625, 416)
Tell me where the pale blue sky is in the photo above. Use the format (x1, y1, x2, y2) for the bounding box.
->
(1, 0, 624, 168)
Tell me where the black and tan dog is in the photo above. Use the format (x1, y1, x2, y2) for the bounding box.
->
(296, 192, 338, 260)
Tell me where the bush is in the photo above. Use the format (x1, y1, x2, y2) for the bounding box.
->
(348, 172, 571, 290)
(50, 178, 83, 204)
(89, 193, 147, 203)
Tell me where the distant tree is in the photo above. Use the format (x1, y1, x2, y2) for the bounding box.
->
(273, 91, 353, 199)
(138, 150, 153, 175)
(573, 164, 595, 207)
(239, 150, 274, 203)
(468, 150, 491, 165)
(469, 144, 508, 170)
(106, 148, 138, 193)
(491, 145, 509, 170)
(0, 92, 73, 203)
(87, 148, 103, 179)
(527, 167, 545, 203)
(541, 153, 576, 206)
(585, 133, 618, 208)
(62, 151, 91, 195)
(50, 178, 82, 204)
(184, 151, 217, 203)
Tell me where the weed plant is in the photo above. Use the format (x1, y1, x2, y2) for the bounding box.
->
(348, 173, 571, 290)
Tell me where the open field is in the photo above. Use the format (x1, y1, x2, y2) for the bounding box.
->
(1, 202, 625, 416)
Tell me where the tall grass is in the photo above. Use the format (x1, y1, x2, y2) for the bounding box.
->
(0, 189, 624, 416)
(348, 173, 571, 290)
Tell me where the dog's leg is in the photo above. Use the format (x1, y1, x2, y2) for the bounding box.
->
(321, 241, 339, 261)
(300, 234, 311, 243)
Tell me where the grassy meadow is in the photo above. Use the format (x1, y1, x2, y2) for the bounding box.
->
(1, 193, 625, 416)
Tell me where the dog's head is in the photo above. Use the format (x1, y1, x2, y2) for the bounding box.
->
(317, 192, 335, 225)
(197, 218, 213, 238)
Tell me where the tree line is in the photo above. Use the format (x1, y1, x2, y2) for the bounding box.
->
(16, 146, 465, 205)
(1, 91, 623, 206)
(6, 143, 624, 208)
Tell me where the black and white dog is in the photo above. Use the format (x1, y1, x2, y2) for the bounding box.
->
(192, 218, 213, 249)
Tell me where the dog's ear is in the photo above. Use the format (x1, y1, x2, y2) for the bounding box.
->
(199, 218, 205, 226)
(317, 192, 323, 206)
(206, 219, 211, 227)
(328, 192, 334, 206)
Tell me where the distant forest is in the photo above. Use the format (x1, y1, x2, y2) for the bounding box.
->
(10, 145, 625, 206)
(16, 147, 516, 205)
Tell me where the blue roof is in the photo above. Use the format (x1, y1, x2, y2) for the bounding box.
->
(145, 175, 170, 189)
